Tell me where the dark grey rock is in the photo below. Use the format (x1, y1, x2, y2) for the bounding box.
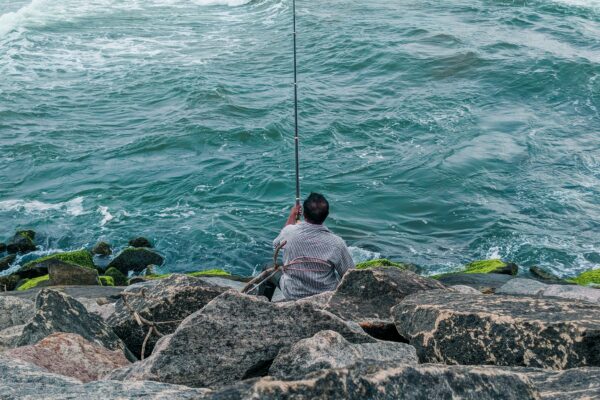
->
(48, 259, 100, 286)
(92, 241, 112, 256)
(6, 230, 36, 254)
(270, 330, 418, 379)
(107, 274, 228, 358)
(529, 266, 563, 282)
(506, 366, 600, 400)
(129, 237, 153, 248)
(0, 357, 210, 399)
(0, 275, 20, 292)
(0, 254, 16, 273)
(107, 247, 164, 274)
(437, 273, 513, 292)
(393, 290, 600, 369)
(17, 289, 135, 361)
(0, 296, 34, 331)
(109, 290, 374, 388)
(0, 243, 6, 253)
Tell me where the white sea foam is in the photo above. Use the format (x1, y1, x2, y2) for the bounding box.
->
(0, 197, 85, 216)
(349, 246, 381, 264)
(98, 206, 114, 226)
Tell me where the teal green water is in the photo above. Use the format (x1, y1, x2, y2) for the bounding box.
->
(1, 0, 599, 277)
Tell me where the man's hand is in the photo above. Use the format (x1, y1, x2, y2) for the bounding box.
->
(285, 204, 302, 226)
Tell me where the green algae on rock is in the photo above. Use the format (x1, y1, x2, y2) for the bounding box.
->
(464, 259, 518, 275)
(105, 267, 128, 286)
(144, 269, 232, 281)
(17, 275, 50, 291)
(355, 259, 414, 271)
(569, 269, 600, 287)
(23, 250, 95, 271)
(99, 276, 115, 286)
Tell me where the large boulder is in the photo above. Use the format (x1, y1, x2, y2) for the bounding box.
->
(503, 366, 600, 400)
(0, 325, 25, 352)
(107, 274, 228, 358)
(48, 259, 100, 286)
(17, 289, 135, 361)
(17, 249, 95, 279)
(0, 296, 34, 331)
(270, 330, 418, 379)
(129, 237, 153, 248)
(0, 254, 16, 273)
(3, 333, 129, 382)
(106, 247, 164, 274)
(436, 273, 513, 292)
(0, 358, 210, 399)
(393, 290, 600, 369)
(109, 290, 374, 388)
(301, 268, 446, 331)
(6, 230, 36, 254)
(498, 278, 600, 303)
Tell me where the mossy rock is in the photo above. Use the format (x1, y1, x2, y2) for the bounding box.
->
(355, 259, 415, 272)
(464, 259, 518, 275)
(569, 269, 600, 286)
(16, 274, 50, 291)
(105, 267, 128, 286)
(99, 275, 115, 286)
(19, 250, 94, 279)
(7, 230, 37, 254)
(0, 274, 20, 291)
(143, 269, 232, 281)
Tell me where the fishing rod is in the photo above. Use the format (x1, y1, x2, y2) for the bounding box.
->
(292, 0, 301, 221)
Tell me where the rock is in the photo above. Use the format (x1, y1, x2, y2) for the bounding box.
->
(6, 230, 36, 254)
(0, 325, 24, 352)
(464, 259, 519, 275)
(0, 274, 19, 291)
(0, 254, 16, 273)
(0, 285, 124, 302)
(269, 330, 418, 380)
(17, 289, 135, 361)
(204, 362, 539, 399)
(92, 241, 112, 256)
(496, 278, 548, 296)
(76, 298, 116, 321)
(436, 273, 513, 292)
(129, 237, 153, 248)
(355, 258, 418, 272)
(449, 285, 482, 294)
(0, 296, 34, 331)
(303, 268, 446, 327)
(99, 275, 114, 286)
(529, 266, 562, 282)
(128, 276, 147, 285)
(0, 243, 6, 253)
(107, 247, 164, 274)
(17, 249, 95, 279)
(104, 267, 128, 286)
(569, 268, 600, 286)
(504, 366, 600, 400)
(107, 274, 228, 358)
(0, 358, 210, 399)
(4, 333, 130, 382)
(48, 259, 100, 286)
(393, 290, 600, 369)
(109, 290, 374, 388)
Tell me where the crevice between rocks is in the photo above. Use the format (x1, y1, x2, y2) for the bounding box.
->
(242, 358, 275, 380)
(360, 322, 409, 343)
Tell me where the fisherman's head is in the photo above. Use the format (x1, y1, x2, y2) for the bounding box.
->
(303, 192, 329, 225)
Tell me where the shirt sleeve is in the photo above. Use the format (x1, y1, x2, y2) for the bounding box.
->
(334, 242, 355, 277)
(273, 225, 292, 249)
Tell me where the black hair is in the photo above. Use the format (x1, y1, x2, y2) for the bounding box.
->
(303, 192, 329, 224)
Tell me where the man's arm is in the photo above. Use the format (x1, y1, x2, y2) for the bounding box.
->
(284, 204, 302, 227)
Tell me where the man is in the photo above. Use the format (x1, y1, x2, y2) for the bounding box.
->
(266, 192, 355, 301)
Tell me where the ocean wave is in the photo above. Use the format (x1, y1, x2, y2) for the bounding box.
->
(0, 197, 85, 216)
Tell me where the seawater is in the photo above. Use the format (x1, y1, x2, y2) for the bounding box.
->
(0, 0, 599, 277)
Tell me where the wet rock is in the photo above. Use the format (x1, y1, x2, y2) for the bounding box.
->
(92, 241, 112, 256)
(107, 247, 164, 274)
(104, 267, 128, 286)
(0, 358, 210, 399)
(0, 243, 6, 253)
(0, 274, 20, 291)
(204, 362, 538, 399)
(4, 333, 130, 382)
(107, 274, 228, 358)
(129, 237, 153, 248)
(270, 330, 418, 380)
(393, 290, 600, 369)
(0, 325, 25, 352)
(17, 289, 135, 361)
(0, 296, 34, 331)
(437, 273, 513, 292)
(6, 230, 36, 254)
(109, 290, 374, 388)
(302, 268, 446, 326)
(17, 249, 95, 279)
(48, 259, 100, 286)
(0, 254, 16, 273)
(529, 266, 562, 282)
(464, 259, 518, 275)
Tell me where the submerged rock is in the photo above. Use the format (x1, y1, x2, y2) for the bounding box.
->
(393, 290, 600, 369)
(92, 241, 112, 256)
(48, 259, 100, 286)
(107, 247, 164, 274)
(109, 290, 374, 388)
(0, 358, 210, 399)
(0, 254, 16, 273)
(269, 330, 418, 380)
(17, 289, 135, 361)
(128, 237, 153, 248)
(107, 274, 228, 358)
(0, 296, 34, 331)
(6, 230, 36, 254)
(4, 333, 130, 382)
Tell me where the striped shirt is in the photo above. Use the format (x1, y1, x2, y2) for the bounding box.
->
(273, 222, 355, 300)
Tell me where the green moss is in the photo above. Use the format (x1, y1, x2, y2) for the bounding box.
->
(569, 269, 600, 286)
(464, 259, 507, 274)
(188, 269, 231, 277)
(22, 249, 94, 270)
(355, 259, 410, 271)
(17, 274, 49, 291)
(99, 275, 115, 286)
(18, 230, 35, 241)
(105, 267, 128, 286)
